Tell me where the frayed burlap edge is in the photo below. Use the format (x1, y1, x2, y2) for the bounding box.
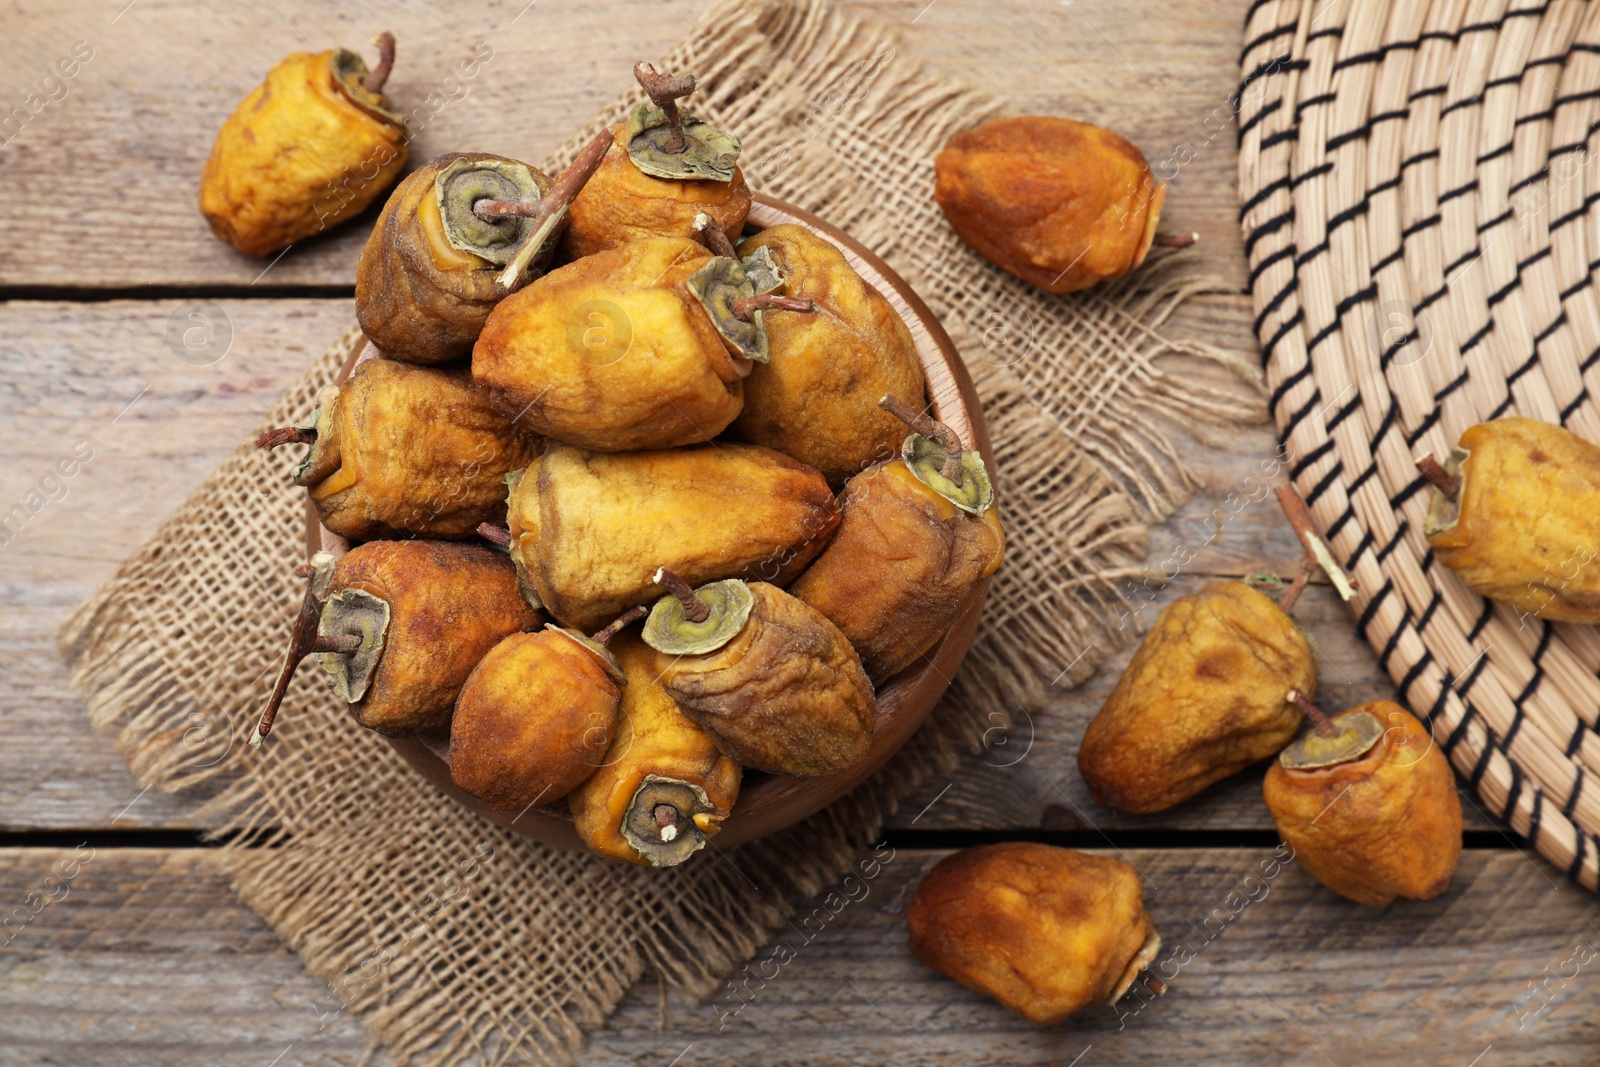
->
(57, 1, 1264, 1064)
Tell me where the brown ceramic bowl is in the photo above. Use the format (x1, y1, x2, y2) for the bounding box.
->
(305, 194, 992, 852)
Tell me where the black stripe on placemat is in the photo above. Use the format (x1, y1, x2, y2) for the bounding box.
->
(1478, 207, 1515, 233)
(1405, 408, 1443, 448)
(1288, 438, 1335, 479)
(1355, 578, 1394, 640)
(1241, 22, 1297, 63)
(1561, 389, 1591, 423)
(1488, 394, 1516, 422)
(1505, 761, 1526, 824)
(1568, 832, 1588, 883)
(1422, 668, 1455, 729)
(1563, 768, 1585, 819)
(1397, 645, 1435, 699)
(1260, 308, 1304, 362)
(1245, 210, 1297, 257)
(1238, 97, 1282, 143)
(1303, 460, 1344, 506)
(1468, 599, 1495, 642)
(1534, 310, 1568, 346)
(1469, 731, 1500, 791)
(1324, 394, 1363, 432)
(1445, 704, 1479, 758)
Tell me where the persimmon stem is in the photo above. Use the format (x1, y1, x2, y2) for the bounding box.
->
(634, 62, 695, 154)
(490, 128, 616, 290)
(1152, 231, 1198, 249)
(654, 803, 682, 842)
(258, 426, 316, 450)
(653, 567, 710, 623)
(1416, 454, 1460, 501)
(694, 212, 738, 258)
(363, 32, 396, 93)
(253, 570, 355, 750)
(1274, 483, 1357, 609)
(477, 522, 512, 548)
(731, 293, 814, 318)
(879, 393, 966, 486)
(474, 127, 613, 223)
(592, 606, 648, 647)
(1287, 689, 1339, 739)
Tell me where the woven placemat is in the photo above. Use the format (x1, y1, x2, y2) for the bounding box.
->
(1239, 0, 1600, 891)
(57, 2, 1263, 1063)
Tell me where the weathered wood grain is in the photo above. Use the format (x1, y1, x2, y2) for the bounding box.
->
(0, 847, 1591, 1066)
(0, 0, 1250, 291)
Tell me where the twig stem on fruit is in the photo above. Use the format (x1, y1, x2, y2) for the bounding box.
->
(653, 567, 711, 623)
(363, 32, 396, 93)
(879, 393, 966, 486)
(1415, 454, 1460, 501)
(1287, 689, 1340, 739)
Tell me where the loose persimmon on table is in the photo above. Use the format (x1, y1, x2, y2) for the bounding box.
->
(0, 2, 1594, 1066)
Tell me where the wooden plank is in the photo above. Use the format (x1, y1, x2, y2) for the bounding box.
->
(0, 296, 1426, 834)
(0, 848, 376, 1066)
(0, 0, 1250, 291)
(0, 298, 356, 832)
(590, 848, 1598, 1065)
(0, 847, 1591, 1065)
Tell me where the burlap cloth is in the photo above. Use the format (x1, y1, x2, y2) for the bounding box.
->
(58, 1, 1264, 1063)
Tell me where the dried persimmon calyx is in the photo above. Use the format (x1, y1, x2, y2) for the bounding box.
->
(741, 244, 785, 295)
(318, 588, 390, 703)
(627, 107, 740, 181)
(623, 775, 721, 866)
(545, 625, 627, 686)
(1277, 697, 1383, 770)
(626, 61, 740, 181)
(642, 577, 755, 655)
(329, 47, 405, 124)
(1422, 445, 1469, 536)
(902, 433, 994, 515)
(687, 256, 768, 363)
(434, 158, 549, 266)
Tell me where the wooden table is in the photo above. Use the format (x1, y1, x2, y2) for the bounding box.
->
(2, 1, 1595, 1064)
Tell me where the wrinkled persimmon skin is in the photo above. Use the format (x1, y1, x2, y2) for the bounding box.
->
(1077, 581, 1317, 814)
(654, 584, 874, 777)
(934, 116, 1163, 294)
(201, 50, 407, 257)
(790, 460, 1004, 682)
(1265, 703, 1461, 907)
(328, 541, 539, 735)
(296, 359, 541, 541)
(1427, 417, 1600, 623)
(357, 154, 553, 365)
(907, 843, 1160, 1025)
(449, 631, 617, 812)
(570, 634, 741, 865)
(509, 443, 839, 632)
(560, 122, 750, 259)
(732, 225, 928, 484)
(473, 237, 746, 451)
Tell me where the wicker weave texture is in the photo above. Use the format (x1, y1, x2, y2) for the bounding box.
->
(1239, 0, 1600, 890)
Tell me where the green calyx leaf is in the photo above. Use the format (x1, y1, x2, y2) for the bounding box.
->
(1423, 445, 1468, 537)
(328, 49, 405, 125)
(318, 588, 390, 704)
(625, 105, 740, 182)
(903, 434, 995, 515)
(741, 245, 785, 295)
(1278, 709, 1384, 770)
(641, 578, 754, 656)
(434, 159, 547, 267)
(687, 256, 768, 364)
